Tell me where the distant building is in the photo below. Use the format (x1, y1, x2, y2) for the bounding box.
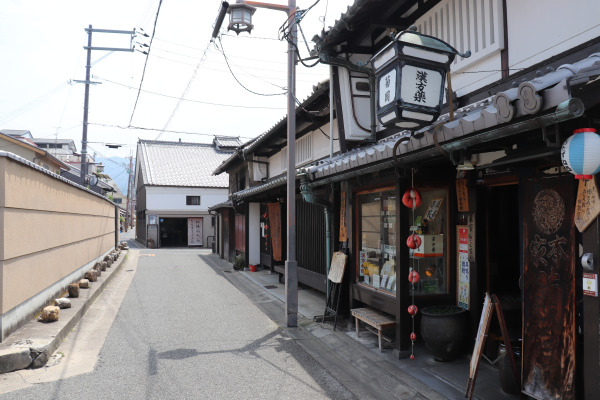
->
(135, 137, 240, 248)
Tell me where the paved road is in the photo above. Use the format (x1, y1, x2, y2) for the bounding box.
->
(0, 244, 354, 400)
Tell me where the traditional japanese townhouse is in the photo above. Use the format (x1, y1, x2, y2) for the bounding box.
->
(296, 0, 600, 398)
(212, 81, 342, 292)
(135, 137, 240, 249)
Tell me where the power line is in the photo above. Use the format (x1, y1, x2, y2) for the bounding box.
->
(87, 122, 254, 140)
(128, 0, 163, 126)
(156, 40, 213, 140)
(216, 37, 286, 97)
(0, 82, 69, 124)
(95, 75, 286, 110)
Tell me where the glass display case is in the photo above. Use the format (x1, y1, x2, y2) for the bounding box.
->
(408, 188, 449, 295)
(357, 187, 397, 296)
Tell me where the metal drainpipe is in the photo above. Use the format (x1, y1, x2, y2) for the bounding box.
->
(319, 53, 377, 141)
(298, 171, 332, 299)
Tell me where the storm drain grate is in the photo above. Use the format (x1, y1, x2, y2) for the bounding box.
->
(264, 285, 278, 289)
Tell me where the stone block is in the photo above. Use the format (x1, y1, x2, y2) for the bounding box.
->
(101, 261, 107, 270)
(38, 306, 60, 322)
(85, 269, 97, 282)
(30, 345, 49, 369)
(0, 347, 32, 373)
(54, 298, 72, 309)
(68, 283, 80, 298)
(79, 279, 90, 288)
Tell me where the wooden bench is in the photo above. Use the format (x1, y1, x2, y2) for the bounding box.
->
(351, 307, 396, 352)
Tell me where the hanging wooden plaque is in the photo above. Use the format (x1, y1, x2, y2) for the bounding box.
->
(574, 177, 600, 233)
(339, 191, 348, 242)
(456, 178, 470, 212)
(328, 251, 347, 283)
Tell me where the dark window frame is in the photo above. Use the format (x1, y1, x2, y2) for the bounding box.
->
(186, 195, 201, 205)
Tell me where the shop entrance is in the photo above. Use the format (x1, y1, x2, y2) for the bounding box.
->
(159, 217, 188, 247)
(485, 184, 522, 352)
(487, 184, 521, 296)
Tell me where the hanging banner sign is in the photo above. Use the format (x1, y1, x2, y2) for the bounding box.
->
(456, 178, 470, 212)
(457, 225, 470, 309)
(340, 191, 348, 242)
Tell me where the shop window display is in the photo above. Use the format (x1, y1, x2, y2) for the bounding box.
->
(357, 186, 449, 297)
(357, 188, 397, 295)
(408, 188, 449, 295)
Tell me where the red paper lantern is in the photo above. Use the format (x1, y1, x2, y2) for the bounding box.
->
(402, 187, 422, 209)
(406, 234, 422, 249)
(410, 354, 415, 360)
(408, 304, 418, 315)
(410, 332, 417, 341)
(408, 270, 420, 284)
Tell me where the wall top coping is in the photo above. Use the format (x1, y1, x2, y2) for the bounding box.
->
(0, 151, 116, 205)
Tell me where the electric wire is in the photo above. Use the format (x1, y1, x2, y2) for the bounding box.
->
(292, 93, 337, 141)
(0, 82, 69, 124)
(155, 40, 213, 140)
(87, 122, 254, 140)
(128, 0, 163, 126)
(216, 37, 286, 97)
(95, 75, 286, 110)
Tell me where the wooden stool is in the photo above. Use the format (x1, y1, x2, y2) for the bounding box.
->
(351, 307, 396, 352)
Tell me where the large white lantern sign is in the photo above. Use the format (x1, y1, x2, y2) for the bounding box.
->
(561, 128, 600, 179)
(371, 26, 470, 130)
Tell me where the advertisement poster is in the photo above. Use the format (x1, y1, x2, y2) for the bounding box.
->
(359, 250, 367, 277)
(457, 225, 470, 309)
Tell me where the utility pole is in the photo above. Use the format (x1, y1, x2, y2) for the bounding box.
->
(77, 26, 135, 184)
(125, 155, 134, 232)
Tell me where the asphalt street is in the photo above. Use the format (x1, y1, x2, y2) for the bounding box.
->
(0, 239, 355, 400)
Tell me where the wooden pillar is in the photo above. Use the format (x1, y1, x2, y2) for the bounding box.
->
(581, 215, 600, 399)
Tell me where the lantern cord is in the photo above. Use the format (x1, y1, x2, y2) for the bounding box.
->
(447, 73, 455, 122)
(410, 168, 416, 359)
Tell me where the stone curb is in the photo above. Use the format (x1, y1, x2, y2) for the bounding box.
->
(0, 247, 130, 374)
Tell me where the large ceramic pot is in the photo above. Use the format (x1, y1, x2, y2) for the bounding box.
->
(420, 305, 467, 361)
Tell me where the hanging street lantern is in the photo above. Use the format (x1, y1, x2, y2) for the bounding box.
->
(226, 1, 256, 35)
(561, 128, 600, 179)
(371, 26, 470, 130)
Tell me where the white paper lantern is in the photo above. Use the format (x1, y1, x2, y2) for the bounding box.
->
(561, 128, 600, 179)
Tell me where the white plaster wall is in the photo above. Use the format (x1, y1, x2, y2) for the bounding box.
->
(146, 186, 228, 212)
(268, 120, 341, 177)
(248, 202, 260, 265)
(506, 0, 600, 70)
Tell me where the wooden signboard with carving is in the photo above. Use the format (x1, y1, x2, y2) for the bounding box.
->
(339, 191, 348, 242)
(523, 176, 575, 400)
(574, 177, 600, 233)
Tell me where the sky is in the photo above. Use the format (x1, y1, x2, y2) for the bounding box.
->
(0, 0, 354, 166)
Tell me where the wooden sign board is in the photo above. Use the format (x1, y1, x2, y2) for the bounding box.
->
(328, 251, 347, 283)
(339, 191, 348, 242)
(466, 293, 493, 399)
(456, 178, 470, 212)
(574, 178, 600, 233)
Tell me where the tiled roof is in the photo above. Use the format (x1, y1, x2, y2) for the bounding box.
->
(214, 136, 242, 149)
(304, 53, 600, 182)
(212, 80, 330, 176)
(138, 140, 233, 187)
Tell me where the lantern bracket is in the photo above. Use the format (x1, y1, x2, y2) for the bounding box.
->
(541, 124, 561, 148)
